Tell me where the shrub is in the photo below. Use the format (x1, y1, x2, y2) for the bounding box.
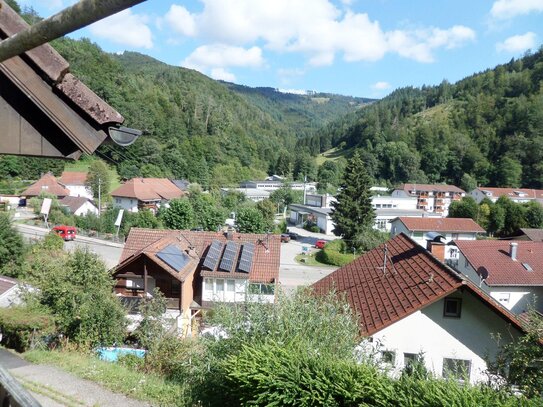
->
(0, 306, 55, 352)
(316, 239, 357, 266)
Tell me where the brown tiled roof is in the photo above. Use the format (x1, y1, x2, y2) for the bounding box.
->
(520, 228, 543, 242)
(59, 196, 95, 213)
(120, 228, 280, 283)
(455, 240, 543, 286)
(59, 171, 87, 186)
(400, 184, 465, 194)
(111, 179, 184, 201)
(394, 217, 485, 233)
(0, 275, 18, 296)
(312, 234, 525, 335)
(21, 173, 70, 197)
(476, 187, 543, 200)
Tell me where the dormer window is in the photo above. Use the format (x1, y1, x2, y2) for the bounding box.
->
(443, 298, 462, 318)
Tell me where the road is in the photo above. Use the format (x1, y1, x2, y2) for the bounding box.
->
(15, 224, 123, 269)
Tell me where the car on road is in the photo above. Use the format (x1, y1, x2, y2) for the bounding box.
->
(315, 239, 327, 249)
(280, 233, 291, 243)
(287, 231, 300, 240)
(53, 225, 77, 241)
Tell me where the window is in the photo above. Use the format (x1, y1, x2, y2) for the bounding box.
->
(115, 198, 121, 204)
(204, 278, 213, 292)
(227, 279, 235, 292)
(216, 279, 224, 293)
(443, 298, 462, 318)
(452, 233, 459, 240)
(381, 351, 395, 365)
(442, 358, 471, 381)
(404, 353, 418, 366)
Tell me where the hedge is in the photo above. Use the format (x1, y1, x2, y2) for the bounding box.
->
(316, 240, 358, 266)
(0, 306, 56, 352)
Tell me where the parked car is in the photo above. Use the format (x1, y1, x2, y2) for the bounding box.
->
(315, 239, 327, 249)
(52, 225, 77, 241)
(280, 233, 291, 243)
(287, 231, 300, 240)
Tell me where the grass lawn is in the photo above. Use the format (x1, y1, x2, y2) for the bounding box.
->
(315, 146, 350, 166)
(295, 252, 333, 267)
(23, 350, 188, 406)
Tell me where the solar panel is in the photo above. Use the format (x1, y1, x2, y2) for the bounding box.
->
(238, 243, 255, 273)
(219, 241, 239, 272)
(156, 244, 190, 273)
(203, 240, 223, 270)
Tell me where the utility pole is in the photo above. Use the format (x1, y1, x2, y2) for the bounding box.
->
(303, 175, 307, 205)
(98, 177, 101, 218)
(0, 0, 146, 63)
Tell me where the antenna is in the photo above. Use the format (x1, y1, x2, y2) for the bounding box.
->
(382, 244, 397, 275)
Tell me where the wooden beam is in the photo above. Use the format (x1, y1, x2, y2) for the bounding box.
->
(0, 0, 146, 64)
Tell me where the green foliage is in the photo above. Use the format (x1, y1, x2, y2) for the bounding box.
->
(42, 232, 65, 251)
(524, 201, 543, 228)
(256, 198, 276, 230)
(24, 248, 126, 347)
(331, 150, 375, 245)
(0, 306, 55, 352)
(354, 228, 390, 253)
(235, 207, 268, 233)
(134, 288, 168, 349)
(316, 239, 358, 266)
(189, 191, 226, 231)
(448, 196, 479, 220)
(85, 159, 111, 200)
(0, 212, 25, 277)
(161, 198, 194, 230)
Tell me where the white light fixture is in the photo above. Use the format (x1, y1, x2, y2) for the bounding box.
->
(108, 126, 142, 146)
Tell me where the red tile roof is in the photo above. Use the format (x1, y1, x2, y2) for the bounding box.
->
(120, 228, 280, 283)
(476, 187, 543, 200)
(312, 234, 524, 336)
(394, 217, 485, 233)
(21, 173, 70, 198)
(520, 228, 543, 242)
(400, 183, 465, 194)
(111, 178, 184, 201)
(59, 171, 87, 186)
(455, 240, 543, 286)
(59, 196, 95, 213)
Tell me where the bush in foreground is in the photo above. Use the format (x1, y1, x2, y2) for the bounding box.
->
(0, 306, 55, 352)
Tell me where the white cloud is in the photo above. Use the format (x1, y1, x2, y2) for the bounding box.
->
(490, 0, 543, 20)
(89, 9, 153, 49)
(371, 81, 391, 90)
(496, 32, 537, 52)
(165, 0, 476, 66)
(210, 68, 236, 82)
(182, 44, 264, 71)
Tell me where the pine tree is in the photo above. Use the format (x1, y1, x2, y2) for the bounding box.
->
(330, 150, 375, 247)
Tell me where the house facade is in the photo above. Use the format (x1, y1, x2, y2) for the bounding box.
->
(113, 228, 280, 336)
(239, 179, 317, 192)
(392, 184, 465, 217)
(59, 196, 98, 216)
(58, 171, 93, 199)
(452, 240, 543, 315)
(111, 178, 184, 213)
(312, 234, 526, 384)
(469, 187, 543, 204)
(20, 173, 70, 199)
(220, 188, 270, 203)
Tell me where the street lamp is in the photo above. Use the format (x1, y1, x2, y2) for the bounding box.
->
(108, 126, 142, 147)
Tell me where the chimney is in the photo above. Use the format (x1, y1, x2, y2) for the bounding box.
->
(510, 242, 518, 261)
(427, 241, 445, 262)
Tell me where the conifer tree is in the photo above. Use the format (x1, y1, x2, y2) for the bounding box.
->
(330, 150, 375, 247)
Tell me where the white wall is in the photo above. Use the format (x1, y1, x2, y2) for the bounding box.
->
(74, 201, 99, 216)
(372, 196, 417, 210)
(66, 185, 93, 199)
(371, 290, 522, 383)
(114, 197, 139, 213)
(203, 278, 275, 304)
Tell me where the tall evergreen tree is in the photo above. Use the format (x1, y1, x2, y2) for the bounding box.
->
(330, 150, 375, 247)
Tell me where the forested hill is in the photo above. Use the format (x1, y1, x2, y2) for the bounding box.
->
(41, 39, 365, 187)
(298, 48, 543, 190)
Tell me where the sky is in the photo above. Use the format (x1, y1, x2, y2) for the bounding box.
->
(17, 0, 543, 98)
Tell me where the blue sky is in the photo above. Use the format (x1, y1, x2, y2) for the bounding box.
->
(18, 0, 543, 98)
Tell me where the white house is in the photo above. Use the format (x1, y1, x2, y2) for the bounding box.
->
(373, 209, 441, 232)
(0, 275, 25, 307)
(452, 240, 543, 315)
(59, 196, 99, 216)
(58, 171, 93, 199)
(111, 178, 184, 213)
(220, 188, 270, 203)
(239, 179, 317, 192)
(392, 184, 465, 217)
(289, 204, 334, 235)
(389, 217, 485, 260)
(469, 187, 543, 204)
(312, 233, 526, 384)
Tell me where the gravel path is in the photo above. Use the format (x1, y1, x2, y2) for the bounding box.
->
(0, 349, 150, 407)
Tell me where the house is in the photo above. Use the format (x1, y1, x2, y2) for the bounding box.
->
(0, 275, 24, 307)
(390, 217, 485, 260)
(469, 187, 543, 204)
(239, 179, 317, 192)
(58, 171, 92, 199)
(452, 240, 543, 315)
(373, 209, 440, 232)
(289, 193, 336, 234)
(0, 2, 124, 159)
(220, 188, 270, 203)
(20, 173, 70, 198)
(113, 228, 280, 336)
(59, 196, 98, 216)
(111, 178, 184, 213)
(392, 184, 465, 217)
(512, 228, 543, 242)
(312, 233, 526, 383)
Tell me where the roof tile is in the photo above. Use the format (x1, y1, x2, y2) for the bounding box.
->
(395, 217, 485, 233)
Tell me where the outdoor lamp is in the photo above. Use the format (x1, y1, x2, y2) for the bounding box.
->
(108, 126, 143, 146)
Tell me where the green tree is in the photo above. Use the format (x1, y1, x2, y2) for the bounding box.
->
(524, 201, 543, 228)
(460, 173, 477, 193)
(488, 204, 505, 235)
(236, 207, 267, 233)
(189, 191, 226, 231)
(494, 156, 522, 188)
(448, 197, 479, 220)
(256, 199, 276, 231)
(0, 213, 25, 277)
(331, 151, 375, 246)
(161, 198, 194, 230)
(85, 159, 111, 201)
